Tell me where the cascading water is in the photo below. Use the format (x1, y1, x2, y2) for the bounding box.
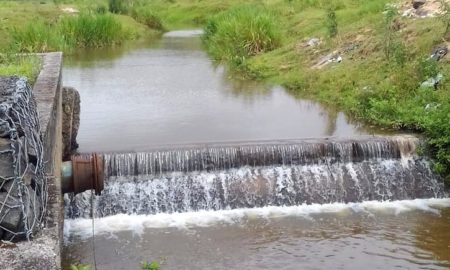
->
(65, 135, 448, 219)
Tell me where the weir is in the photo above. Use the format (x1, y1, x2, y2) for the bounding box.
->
(66, 135, 447, 219)
(103, 135, 419, 176)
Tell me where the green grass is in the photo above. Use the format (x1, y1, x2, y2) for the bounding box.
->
(69, 263, 91, 270)
(10, 13, 133, 53)
(141, 261, 160, 270)
(0, 0, 160, 52)
(0, 54, 41, 84)
(0, 1, 62, 50)
(203, 5, 282, 67)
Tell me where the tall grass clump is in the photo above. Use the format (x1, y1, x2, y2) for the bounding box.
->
(109, 0, 128, 14)
(203, 5, 283, 67)
(130, 6, 165, 30)
(60, 13, 126, 48)
(10, 13, 127, 52)
(9, 21, 66, 52)
(325, 7, 338, 38)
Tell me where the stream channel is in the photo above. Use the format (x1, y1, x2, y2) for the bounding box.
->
(62, 30, 450, 269)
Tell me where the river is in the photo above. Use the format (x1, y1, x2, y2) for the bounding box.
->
(62, 30, 450, 270)
(63, 30, 376, 153)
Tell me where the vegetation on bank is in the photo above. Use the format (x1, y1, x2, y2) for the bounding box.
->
(0, 54, 40, 83)
(0, 0, 162, 80)
(203, 5, 282, 67)
(146, 0, 450, 183)
(10, 13, 129, 53)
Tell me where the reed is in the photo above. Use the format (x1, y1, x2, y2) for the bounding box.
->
(10, 13, 128, 53)
(203, 5, 282, 67)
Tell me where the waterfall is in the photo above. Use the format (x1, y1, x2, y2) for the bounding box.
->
(66, 136, 447, 218)
(102, 136, 418, 176)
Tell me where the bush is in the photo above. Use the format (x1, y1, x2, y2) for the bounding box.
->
(109, 0, 128, 14)
(421, 104, 450, 185)
(325, 7, 338, 38)
(203, 5, 282, 66)
(417, 57, 439, 81)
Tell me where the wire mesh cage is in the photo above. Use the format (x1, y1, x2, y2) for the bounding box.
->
(0, 76, 46, 241)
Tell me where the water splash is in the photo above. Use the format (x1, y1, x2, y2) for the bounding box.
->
(66, 136, 447, 219)
(67, 158, 446, 218)
(64, 198, 450, 240)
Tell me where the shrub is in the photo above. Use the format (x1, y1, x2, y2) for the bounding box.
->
(325, 7, 338, 38)
(417, 57, 439, 81)
(109, 0, 128, 14)
(421, 104, 450, 185)
(203, 5, 282, 66)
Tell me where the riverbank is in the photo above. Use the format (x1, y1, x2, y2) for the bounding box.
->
(0, 0, 160, 78)
(144, 0, 450, 184)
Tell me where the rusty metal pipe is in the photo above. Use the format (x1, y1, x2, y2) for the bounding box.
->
(61, 153, 104, 195)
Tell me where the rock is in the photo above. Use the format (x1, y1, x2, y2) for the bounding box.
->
(312, 51, 343, 69)
(306, 38, 320, 47)
(0, 192, 22, 232)
(0, 139, 15, 180)
(425, 102, 440, 110)
(421, 73, 443, 89)
(430, 46, 448, 61)
(62, 87, 80, 160)
(412, 0, 426, 9)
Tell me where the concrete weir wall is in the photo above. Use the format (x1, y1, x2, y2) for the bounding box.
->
(0, 53, 66, 270)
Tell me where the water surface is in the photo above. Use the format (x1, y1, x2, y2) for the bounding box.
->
(63, 30, 374, 153)
(64, 199, 450, 270)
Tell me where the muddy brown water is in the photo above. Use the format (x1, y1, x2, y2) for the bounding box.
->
(63, 200, 450, 270)
(63, 30, 380, 153)
(62, 30, 449, 269)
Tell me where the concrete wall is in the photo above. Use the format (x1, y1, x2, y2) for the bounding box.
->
(0, 53, 64, 270)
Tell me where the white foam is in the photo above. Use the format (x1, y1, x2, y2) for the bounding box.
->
(64, 198, 450, 241)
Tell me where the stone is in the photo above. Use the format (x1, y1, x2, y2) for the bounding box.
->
(0, 139, 15, 180)
(306, 38, 320, 47)
(412, 0, 426, 9)
(62, 87, 80, 160)
(421, 73, 443, 89)
(0, 192, 22, 232)
(430, 45, 448, 61)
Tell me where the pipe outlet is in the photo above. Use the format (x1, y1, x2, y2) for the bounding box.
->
(62, 153, 104, 195)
